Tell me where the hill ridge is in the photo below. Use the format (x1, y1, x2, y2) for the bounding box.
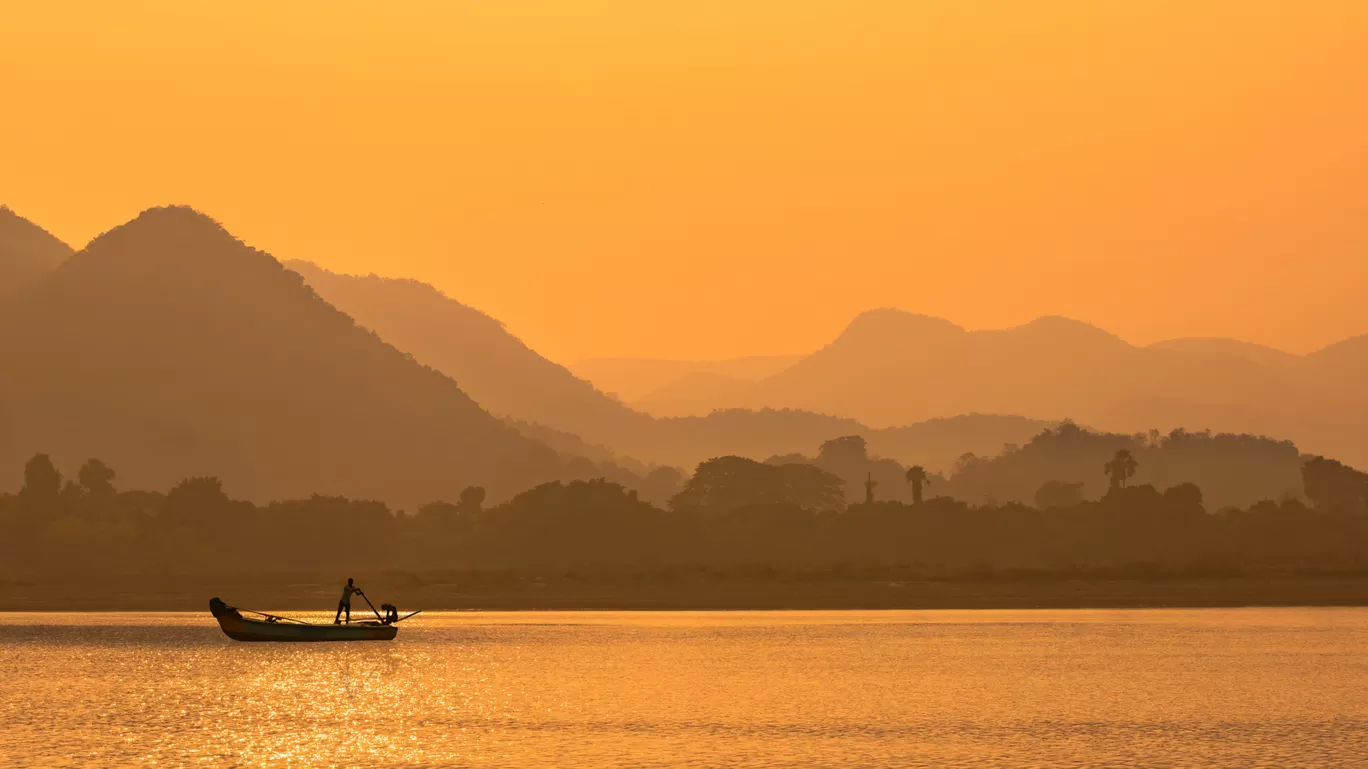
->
(0, 206, 584, 508)
(0, 204, 74, 294)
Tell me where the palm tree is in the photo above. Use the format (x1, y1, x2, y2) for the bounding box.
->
(1104, 449, 1138, 491)
(863, 472, 878, 505)
(905, 465, 930, 506)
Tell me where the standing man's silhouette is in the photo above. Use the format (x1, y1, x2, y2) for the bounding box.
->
(334, 577, 361, 624)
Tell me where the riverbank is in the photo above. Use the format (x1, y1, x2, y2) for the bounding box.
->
(6, 571, 1368, 611)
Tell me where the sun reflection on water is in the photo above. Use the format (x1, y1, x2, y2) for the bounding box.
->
(3, 609, 1368, 767)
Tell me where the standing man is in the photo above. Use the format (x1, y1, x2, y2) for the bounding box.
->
(334, 577, 361, 624)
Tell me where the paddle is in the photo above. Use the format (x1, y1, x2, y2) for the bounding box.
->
(357, 589, 384, 623)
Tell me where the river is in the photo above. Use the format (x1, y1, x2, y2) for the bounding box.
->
(2, 609, 1366, 767)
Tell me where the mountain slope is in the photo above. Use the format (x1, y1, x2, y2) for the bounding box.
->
(285, 265, 1050, 471)
(1306, 333, 1368, 394)
(570, 355, 801, 404)
(1148, 337, 1299, 371)
(0, 207, 572, 507)
(634, 371, 757, 417)
(746, 309, 1301, 424)
(285, 260, 659, 448)
(0, 205, 73, 294)
(1300, 334, 1368, 461)
(734, 309, 1368, 466)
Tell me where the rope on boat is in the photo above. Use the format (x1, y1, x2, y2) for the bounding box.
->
(236, 608, 313, 625)
(224, 603, 422, 626)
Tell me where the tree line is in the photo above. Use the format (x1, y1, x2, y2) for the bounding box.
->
(3, 427, 1367, 577)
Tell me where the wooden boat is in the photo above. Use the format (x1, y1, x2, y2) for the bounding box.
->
(209, 596, 417, 642)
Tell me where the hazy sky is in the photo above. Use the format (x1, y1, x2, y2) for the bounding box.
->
(3, 1, 1365, 361)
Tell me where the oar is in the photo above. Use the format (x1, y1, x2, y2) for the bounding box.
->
(358, 590, 384, 623)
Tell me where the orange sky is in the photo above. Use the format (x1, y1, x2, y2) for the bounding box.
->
(3, 1, 1366, 361)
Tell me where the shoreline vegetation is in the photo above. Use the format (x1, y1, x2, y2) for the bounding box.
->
(4, 425, 1367, 613)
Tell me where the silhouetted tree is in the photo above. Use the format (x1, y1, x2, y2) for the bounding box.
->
(59, 480, 84, 511)
(642, 466, 686, 506)
(416, 500, 460, 524)
(18, 453, 61, 519)
(1104, 449, 1138, 492)
(905, 465, 930, 506)
(78, 458, 116, 498)
(671, 456, 844, 513)
(162, 476, 233, 527)
(1034, 480, 1084, 510)
(816, 435, 873, 504)
(818, 435, 868, 464)
(863, 472, 877, 504)
(457, 486, 486, 515)
(1163, 482, 1204, 516)
(478, 478, 665, 567)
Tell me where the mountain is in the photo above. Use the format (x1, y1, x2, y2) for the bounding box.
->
(634, 371, 757, 417)
(281, 259, 1350, 476)
(7, 208, 1356, 513)
(0, 207, 602, 508)
(1306, 333, 1368, 397)
(1148, 337, 1299, 371)
(570, 355, 801, 405)
(285, 260, 657, 445)
(1301, 334, 1368, 453)
(623, 308, 1365, 467)
(753, 312, 1171, 425)
(285, 264, 1051, 471)
(0, 205, 73, 294)
(623, 410, 1050, 474)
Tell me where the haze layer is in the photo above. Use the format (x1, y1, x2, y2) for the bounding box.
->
(3, 1, 1366, 360)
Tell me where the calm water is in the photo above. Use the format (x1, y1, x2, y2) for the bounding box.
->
(2, 609, 1368, 767)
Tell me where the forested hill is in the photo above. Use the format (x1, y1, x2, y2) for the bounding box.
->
(0, 206, 641, 507)
(0, 205, 72, 294)
(286, 260, 658, 445)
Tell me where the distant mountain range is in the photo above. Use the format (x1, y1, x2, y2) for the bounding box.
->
(580, 309, 1367, 468)
(288, 262, 1051, 472)
(0, 207, 1050, 511)
(4, 205, 1364, 509)
(569, 355, 801, 407)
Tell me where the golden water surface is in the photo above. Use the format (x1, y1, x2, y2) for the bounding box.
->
(2, 609, 1367, 767)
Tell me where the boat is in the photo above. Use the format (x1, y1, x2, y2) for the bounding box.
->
(209, 596, 419, 642)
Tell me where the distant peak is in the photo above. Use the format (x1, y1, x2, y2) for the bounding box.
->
(126, 205, 229, 232)
(841, 309, 964, 337)
(0, 204, 59, 238)
(1011, 315, 1125, 343)
(0, 204, 75, 274)
(85, 205, 245, 255)
(1019, 315, 1101, 331)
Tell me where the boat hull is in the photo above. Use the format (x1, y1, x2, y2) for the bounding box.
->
(215, 613, 398, 642)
